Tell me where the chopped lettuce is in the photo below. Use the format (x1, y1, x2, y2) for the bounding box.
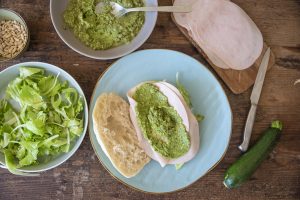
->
(4, 149, 39, 176)
(0, 67, 84, 175)
(176, 73, 192, 107)
(176, 73, 205, 122)
(175, 163, 184, 170)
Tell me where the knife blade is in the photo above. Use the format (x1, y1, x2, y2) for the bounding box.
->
(238, 48, 271, 152)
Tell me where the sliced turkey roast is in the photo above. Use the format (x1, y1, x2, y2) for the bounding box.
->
(127, 82, 200, 167)
(173, 0, 263, 70)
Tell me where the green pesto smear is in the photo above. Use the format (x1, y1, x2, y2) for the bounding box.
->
(133, 83, 190, 159)
(63, 0, 145, 50)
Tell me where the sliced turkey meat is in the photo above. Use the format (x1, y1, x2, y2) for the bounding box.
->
(173, 0, 263, 70)
(127, 81, 200, 167)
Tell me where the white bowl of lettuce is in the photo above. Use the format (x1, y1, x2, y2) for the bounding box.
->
(0, 62, 88, 176)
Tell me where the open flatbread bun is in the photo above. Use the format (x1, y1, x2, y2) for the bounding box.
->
(93, 93, 150, 178)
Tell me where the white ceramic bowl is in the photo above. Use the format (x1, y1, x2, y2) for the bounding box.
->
(0, 62, 88, 174)
(50, 0, 158, 60)
(0, 8, 30, 62)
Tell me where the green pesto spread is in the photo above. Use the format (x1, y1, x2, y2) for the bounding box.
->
(63, 0, 145, 50)
(133, 83, 190, 159)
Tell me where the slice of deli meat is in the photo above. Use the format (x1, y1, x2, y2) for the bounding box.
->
(127, 82, 170, 167)
(128, 104, 168, 167)
(173, 0, 263, 70)
(173, 0, 198, 30)
(154, 82, 200, 165)
(190, 26, 231, 69)
(174, 0, 230, 29)
(174, 0, 231, 69)
(193, 1, 263, 70)
(127, 82, 200, 167)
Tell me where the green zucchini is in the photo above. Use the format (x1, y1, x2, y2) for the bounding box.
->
(223, 121, 283, 189)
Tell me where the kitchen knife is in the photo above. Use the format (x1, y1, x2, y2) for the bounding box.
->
(239, 47, 271, 152)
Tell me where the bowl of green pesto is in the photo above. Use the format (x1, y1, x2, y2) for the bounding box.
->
(50, 0, 158, 59)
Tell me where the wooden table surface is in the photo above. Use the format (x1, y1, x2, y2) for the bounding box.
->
(1, 0, 300, 199)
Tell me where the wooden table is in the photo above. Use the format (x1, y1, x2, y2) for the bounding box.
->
(1, 0, 299, 199)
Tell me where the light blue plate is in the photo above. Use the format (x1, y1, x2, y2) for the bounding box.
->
(89, 49, 232, 193)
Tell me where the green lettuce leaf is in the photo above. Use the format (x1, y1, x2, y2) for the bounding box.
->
(175, 163, 184, 170)
(24, 119, 46, 136)
(176, 74, 192, 108)
(19, 85, 46, 109)
(19, 67, 44, 78)
(4, 149, 39, 176)
(6, 78, 23, 103)
(176, 73, 204, 123)
(19, 141, 39, 166)
(0, 67, 84, 175)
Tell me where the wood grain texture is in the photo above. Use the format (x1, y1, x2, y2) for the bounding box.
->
(0, 0, 300, 200)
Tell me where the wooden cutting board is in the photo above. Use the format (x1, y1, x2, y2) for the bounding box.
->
(171, 12, 275, 94)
